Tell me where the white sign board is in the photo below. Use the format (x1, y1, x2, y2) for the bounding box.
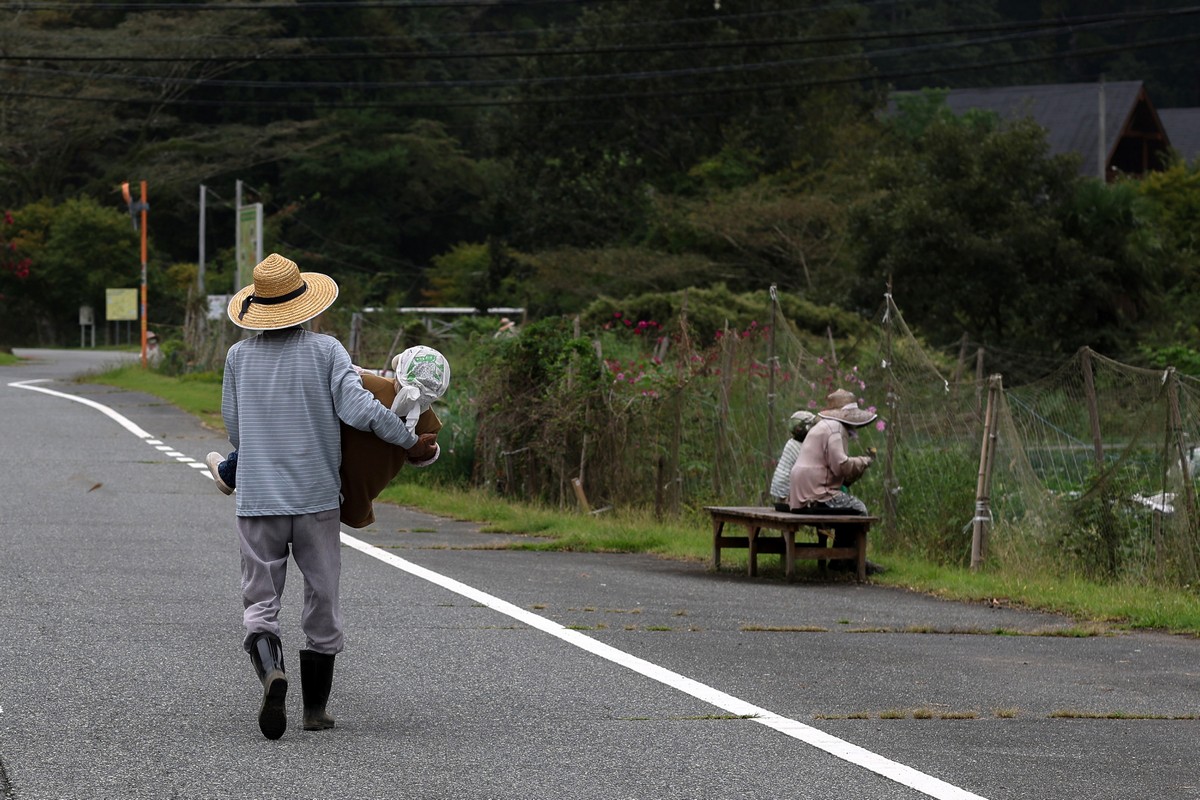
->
(207, 294, 232, 321)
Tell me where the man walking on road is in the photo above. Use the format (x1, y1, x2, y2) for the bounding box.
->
(220, 253, 437, 740)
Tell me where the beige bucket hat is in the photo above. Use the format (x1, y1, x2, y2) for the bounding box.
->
(227, 253, 339, 330)
(818, 388, 878, 427)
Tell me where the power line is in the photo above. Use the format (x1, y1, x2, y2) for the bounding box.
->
(6, 29, 1199, 111)
(6, 6, 1199, 64)
(3, 12, 1184, 93)
(0, 0, 624, 9)
(0, 0, 923, 46)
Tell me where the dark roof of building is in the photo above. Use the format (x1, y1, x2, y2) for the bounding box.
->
(938, 81, 1147, 166)
(1158, 109, 1200, 161)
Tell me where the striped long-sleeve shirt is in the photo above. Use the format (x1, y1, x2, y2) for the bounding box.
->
(769, 438, 802, 500)
(222, 327, 418, 516)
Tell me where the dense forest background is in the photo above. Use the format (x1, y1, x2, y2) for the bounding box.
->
(3, 0, 1200, 381)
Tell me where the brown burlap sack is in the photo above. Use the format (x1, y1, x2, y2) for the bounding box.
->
(340, 371, 442, 528)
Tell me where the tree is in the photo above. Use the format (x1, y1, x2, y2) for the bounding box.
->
(852, 100, 1165, 367)
(1136, 158, 1200, 345)
(853, 111, 1071, 344)
(491, 0, 877, 249)
(276, 115, 490, 303)
(0, 197, 140, 345)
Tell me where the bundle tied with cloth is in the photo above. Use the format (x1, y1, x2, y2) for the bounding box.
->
(340, 345, 450, 528)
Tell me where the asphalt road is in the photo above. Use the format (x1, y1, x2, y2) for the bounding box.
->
(1, 348, 1197, 800)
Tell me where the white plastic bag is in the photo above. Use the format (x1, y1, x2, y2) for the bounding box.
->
(390, 346, 451, 432)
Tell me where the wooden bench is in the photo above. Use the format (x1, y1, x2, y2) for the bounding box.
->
(704, 506, 878, 583)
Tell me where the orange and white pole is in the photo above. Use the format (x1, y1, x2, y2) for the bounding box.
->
(138, 181, 148, 368)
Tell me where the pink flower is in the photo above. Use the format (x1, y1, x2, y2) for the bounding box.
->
(875, 420, 887, 432)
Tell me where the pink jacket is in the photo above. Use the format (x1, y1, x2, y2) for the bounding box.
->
(787, 417, 872, 508)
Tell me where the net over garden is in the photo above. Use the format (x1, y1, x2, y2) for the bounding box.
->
(471, 289, 1200, 587)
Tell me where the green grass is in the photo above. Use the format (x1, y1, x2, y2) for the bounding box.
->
(0, 351, 19, 366)
(874, 554, 1200, 635)
(380, 482, 713, 560)
(83, 366, 1200, 636)
(87, 364, 225, 431)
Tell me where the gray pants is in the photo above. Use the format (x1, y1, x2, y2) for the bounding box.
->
(821, 491, 869, 515)
(237, 508, 344, 655)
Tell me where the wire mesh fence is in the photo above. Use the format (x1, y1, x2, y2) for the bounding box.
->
(185, 288, 1200, 586)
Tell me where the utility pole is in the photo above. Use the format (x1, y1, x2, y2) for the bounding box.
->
(198, 183, 207, 295)
(1097, 76, 1107, 181)
(235, 179, 244, 291)
(138, 181, 149, 368)
(122, 181, 150, 367)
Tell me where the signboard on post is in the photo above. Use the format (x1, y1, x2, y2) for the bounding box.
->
(236, 203, 263, 293)
(106, 288, 138, 321)
(207, 294, 232, 321)
(79, 305, 95, 348)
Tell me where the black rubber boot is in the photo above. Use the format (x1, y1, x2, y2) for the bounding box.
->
(299, 650, 336, 731)
(827, 526, 856, 573)
(248, 632, 288, 740)
(829, 527, 885, 575)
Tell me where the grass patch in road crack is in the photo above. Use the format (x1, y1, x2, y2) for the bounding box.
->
(741, 625, 829, 633)
(1049, 709, 1199, 719)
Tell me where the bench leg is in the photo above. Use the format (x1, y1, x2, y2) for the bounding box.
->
(747, 525, 761, 577)
(817, 531, 829, 573)
(855, 527, 867, 583)
(712, 518, 725, 570)
(783, 528, 796, 581)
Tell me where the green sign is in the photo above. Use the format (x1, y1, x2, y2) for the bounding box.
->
(236, 203, 262, 291)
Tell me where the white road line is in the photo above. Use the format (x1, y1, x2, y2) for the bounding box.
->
(342, 535, 988, 800)
(9, 379, 153, 439)
(10, 378, 988, 800)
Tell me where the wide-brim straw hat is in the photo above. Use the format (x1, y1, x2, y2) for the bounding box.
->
(818, 388, 878, 427)
(227, 253, 339, 330)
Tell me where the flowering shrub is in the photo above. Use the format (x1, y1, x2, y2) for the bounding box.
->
(1, 211, 31, 280)
(602, 313, 669, 399)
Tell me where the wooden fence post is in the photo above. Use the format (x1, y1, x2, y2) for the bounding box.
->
(571, 477, 591, 513)
(715, 323, 733, 496)
(1166, 368, 1200, 578)
(974, 347, 985, 416)
(881, 289, 899, 541)
(655, 454, 665, 521)
(971, 374, 1003, 571)
(1080, 346, 1105, 469)
(348, 312, 363, 364)
(766, 285, 778, 483)
(952, 332, 969, 386)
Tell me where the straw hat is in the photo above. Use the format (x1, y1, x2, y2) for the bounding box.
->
(818, 388, 877, 427)
(227, 253, 339, 330)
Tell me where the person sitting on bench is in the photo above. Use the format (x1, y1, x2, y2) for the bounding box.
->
(768, 410, 817, 512)
(788, 388, 884, 573)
